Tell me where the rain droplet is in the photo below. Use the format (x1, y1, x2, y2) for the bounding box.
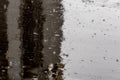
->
(94, 33, 96, 35)
(116, 59, 119, 62)
(102, 19, 106, 22)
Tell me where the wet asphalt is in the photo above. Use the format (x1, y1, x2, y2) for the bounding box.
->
(0, 0, 63, 80)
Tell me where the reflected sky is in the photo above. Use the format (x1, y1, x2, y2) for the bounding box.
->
(62, 0, 120, 80)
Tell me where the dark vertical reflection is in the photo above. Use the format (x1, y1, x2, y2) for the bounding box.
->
(20, 0, 44, 79)
(0, 0, 9, 80)
(40, 0, 64, 79)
